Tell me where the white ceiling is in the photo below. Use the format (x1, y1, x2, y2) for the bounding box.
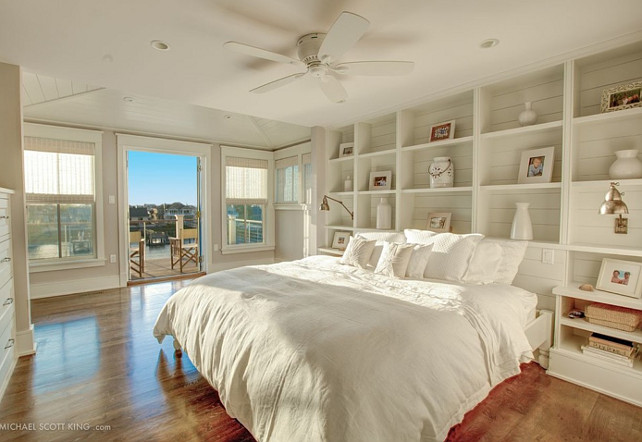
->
(2, 0, 642, 131)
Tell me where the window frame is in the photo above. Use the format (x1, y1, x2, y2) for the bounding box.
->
(24, 123, 105, 272)
(274, 142, 312, 209)
(221, 146, 275, 254)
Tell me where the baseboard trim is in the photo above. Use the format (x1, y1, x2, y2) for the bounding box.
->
(16, 324, 36, 356)
(30, 275, 120, 299)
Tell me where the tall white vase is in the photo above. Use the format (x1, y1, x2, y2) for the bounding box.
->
(609, 149, 642, 179)
(518, 102, 538, 126)
(376, 198, 392, 230)
(510, 202, 533, 240)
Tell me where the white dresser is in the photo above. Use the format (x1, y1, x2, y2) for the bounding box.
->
(0, 188, 16, 399)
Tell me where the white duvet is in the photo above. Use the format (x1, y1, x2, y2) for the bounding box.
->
(153, 255, 537, 442)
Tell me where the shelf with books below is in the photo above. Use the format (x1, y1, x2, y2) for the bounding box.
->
(580, 332, 640, 368)
(558, 333, 642, 374)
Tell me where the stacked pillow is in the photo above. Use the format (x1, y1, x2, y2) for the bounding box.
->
(337, 229, 528, 284)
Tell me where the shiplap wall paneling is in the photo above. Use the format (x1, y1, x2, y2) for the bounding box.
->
(325, 195, 354, 228)
(362, 194, 397, 231)
(397, 91, 474, 148)
(478, 128, 563, 186)
(356, 153, 396, 192)
(513, 245, 566, 310)
(399, 142, 473, 190)
(356, 115, 396, 155)
(479, 64, 565, 134)
(574, 40, 642, 117)
(327, 157, 354, 193)
(401, 192, 473, 233)
(569, 184, 642, 248)
(572, 116, 642, 182)
(569, 251, 642, 286)
(477, 188, 561, 242)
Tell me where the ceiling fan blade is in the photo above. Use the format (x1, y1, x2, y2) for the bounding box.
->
(224, 41, 304, 67)
(251, 72, 306, 94)
(318, 76, 348, 103)
(318, 12, 370, 63)
(334, 61, 414, 76)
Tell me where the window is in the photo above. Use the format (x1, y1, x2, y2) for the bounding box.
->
(223, 153, 271, 248)
(302, 153, 312, 205)
(23, 124, 103, 266)
(275, 156, 299, 203)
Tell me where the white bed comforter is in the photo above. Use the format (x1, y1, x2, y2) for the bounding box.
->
(153, 256, 537, 442)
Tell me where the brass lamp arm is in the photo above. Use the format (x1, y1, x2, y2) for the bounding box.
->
(322, 195, 354, 220)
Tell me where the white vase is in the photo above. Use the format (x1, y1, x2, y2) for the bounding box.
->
(429, 156, 454, 188)
(510, 202, 533, 240)
(518, 102, 538, 126)
(376, 198, 392, 230)
(609, 149, 642, 179)
(344, 175, 353, 192)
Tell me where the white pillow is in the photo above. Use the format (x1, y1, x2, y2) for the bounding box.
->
(486, 238, 528, 284)
(403, 229, 439, 244)
(356, 232, 407, 268)
(405, 243, 434, 279)
(421, 233, 484, 281)
(339, 236, 376, 269)
(374, 242, 415, 278)
(462, 240, 503, 284)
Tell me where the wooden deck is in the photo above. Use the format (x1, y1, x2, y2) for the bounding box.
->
(130, 256, 201, 282)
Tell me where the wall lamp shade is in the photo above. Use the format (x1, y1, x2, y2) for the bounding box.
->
(320, 195, 354, 220)
(599, 182, 629, 234)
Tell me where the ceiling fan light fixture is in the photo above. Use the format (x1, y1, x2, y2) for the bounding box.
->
(480, 38, 500, 49)
(151, 40, 170, 51)
(122, 96, 135, 103)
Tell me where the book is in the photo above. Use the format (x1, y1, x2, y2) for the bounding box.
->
(589, 333, 634, 351)
(581, 345, 634, 368)
(588, 341, 635, 357)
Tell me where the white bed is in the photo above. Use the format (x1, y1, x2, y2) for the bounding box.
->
(154, 255, 542, 441)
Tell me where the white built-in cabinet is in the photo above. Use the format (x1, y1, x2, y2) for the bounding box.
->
(321, 40, 642, 404)
(0, 188, 16, 400)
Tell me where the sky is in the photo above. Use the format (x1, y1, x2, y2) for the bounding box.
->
(128, 151, 198, 206)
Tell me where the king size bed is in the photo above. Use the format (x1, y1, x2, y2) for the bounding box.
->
(153, 231, 551, 442)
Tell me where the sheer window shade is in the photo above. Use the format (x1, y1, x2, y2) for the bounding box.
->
(24, 136, 96, 204)
(225, 157, 268, 204)
(275, 155, 299, 203)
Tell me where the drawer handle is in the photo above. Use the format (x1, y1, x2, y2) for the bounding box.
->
(3, 298, 13, 306)
(4, 338, 14, 350)
(1, 257, 10, 263)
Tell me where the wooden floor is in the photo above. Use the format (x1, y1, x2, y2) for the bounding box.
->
(0, 281, 640, 441)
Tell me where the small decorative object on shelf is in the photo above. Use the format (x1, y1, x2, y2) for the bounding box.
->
(578, 283, 594, 292)
(510, 202, 533, 240)
(376, 198, 392, 230)
(568, 309, 585, 319)
(517, 146, 554, 184)
(596, 258, 642, 299)
(344, 175, 353, 192)
(369, 170, 392, 191)
(598, 182, 629, 234)
(339, 142, 354, 157)
(428, 156, 454, 188)
(609, 149, 642, 179)
(428, 120, 455, 142)
(331, 231, 351, 250)
(426, 212, 451, 233)
(518, 101, 538, 126)
(600, 80, 642, 113)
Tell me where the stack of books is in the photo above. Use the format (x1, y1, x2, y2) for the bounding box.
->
(581, 333, 639, 368)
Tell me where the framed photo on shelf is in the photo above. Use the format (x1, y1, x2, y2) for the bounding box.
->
(331, 231, 351, 250)
(339, 142, 354, 157)
(369, 170, 392, 191)
(517, 146, 555, 184)
(600, 80, 642, 113)
(429, 120, 456, 142)
(596, 258, 642, 299)
(426, 212, 452, 233)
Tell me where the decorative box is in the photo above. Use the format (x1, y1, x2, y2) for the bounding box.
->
(585, 302, 642, 332)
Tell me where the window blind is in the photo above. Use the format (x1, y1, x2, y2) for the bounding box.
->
(275, 156, 299, 203)
(225, 157, 268, 204)
(24, 136, 96, 203)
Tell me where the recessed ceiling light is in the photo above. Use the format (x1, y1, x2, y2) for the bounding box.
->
(123, 96, 135, 103)
(151, 40, 170, 51)
(480, 38, 500, 49)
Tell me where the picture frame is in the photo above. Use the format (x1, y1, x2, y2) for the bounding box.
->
(596, 258, 642, 299)
(339, 142, 354, 158)
(331, 231, 350, 250)
(426, 212, 452, 233)
(369, 170, 392, 191)
(429, 120, 456, 143)
(600, 80, 642, 113)
(517, 146, 555, 184)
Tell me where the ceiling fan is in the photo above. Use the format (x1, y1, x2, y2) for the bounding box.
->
(224, 11, 414, 103)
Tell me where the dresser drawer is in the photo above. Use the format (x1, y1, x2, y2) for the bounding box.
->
(0, 279, 13, 338)
(0, 239, 11, 289)
(0, 198, 9, 239)
(0, 315, 15, 387)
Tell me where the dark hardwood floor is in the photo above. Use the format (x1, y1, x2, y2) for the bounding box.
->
(0, 280, 640, 441)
